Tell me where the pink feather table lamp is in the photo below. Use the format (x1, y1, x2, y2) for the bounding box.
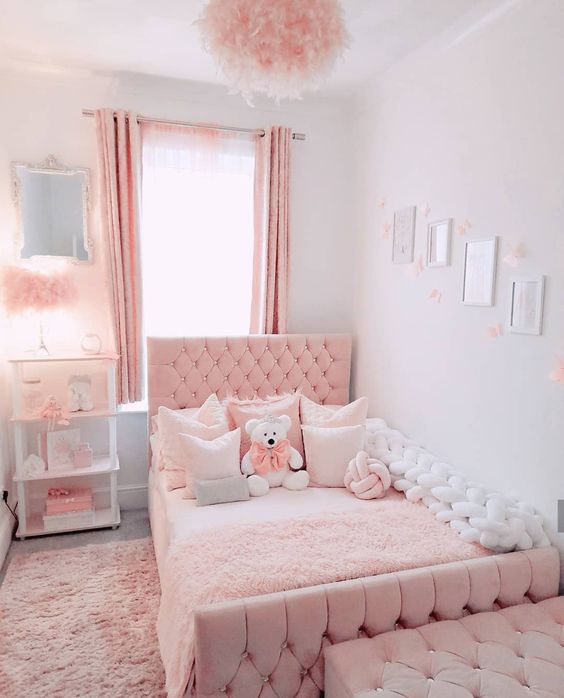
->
(1, 266, 77, 355)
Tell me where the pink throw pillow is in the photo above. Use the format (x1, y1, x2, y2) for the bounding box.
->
(300, 395, 368, 428)
(302, 424, 366, 487)
(157, 404, 229, 491)
(179, 429, 242, 499)
(225, 393, 303, 460)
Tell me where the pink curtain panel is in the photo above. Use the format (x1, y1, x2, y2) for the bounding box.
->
(251, 126, 291, 334)
(95, 109, 143, 403)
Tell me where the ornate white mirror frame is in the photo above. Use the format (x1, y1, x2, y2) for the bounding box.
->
(11, 154, 93, 264)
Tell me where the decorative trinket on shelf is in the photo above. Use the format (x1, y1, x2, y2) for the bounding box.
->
(39, 395, 70, 430)
(22, 453, 46, 478)
(73, 442, 93, 469)
(22, 377, 43, 416)
(81, 333, 102, 355)
(68, 375, 94, 412)
(46, 428, 81, 471)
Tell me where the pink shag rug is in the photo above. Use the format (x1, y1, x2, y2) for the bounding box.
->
(0, 538, 165, 697)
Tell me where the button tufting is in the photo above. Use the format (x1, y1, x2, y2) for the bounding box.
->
(220, 687, 226, 693)
(170, 393, 174, 398)
(300, 668, 307, 676)
(262, 675, 269, 683)
(192, 393, 196, 397)
(281, 641, 287, 649)
(429, 650, 435, 654)
(241, 651, 248, 658)
(182, 347, 186, 351)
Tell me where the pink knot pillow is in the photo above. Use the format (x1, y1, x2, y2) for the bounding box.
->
(344, 451, 391, 500)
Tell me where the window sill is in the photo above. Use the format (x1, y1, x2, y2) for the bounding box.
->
(118, 400, 148, 415)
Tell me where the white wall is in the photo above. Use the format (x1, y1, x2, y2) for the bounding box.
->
(351, 0, 564, 550)
(0, 63, 354, 538)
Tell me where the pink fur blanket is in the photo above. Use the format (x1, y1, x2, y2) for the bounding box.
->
(157, 499, 489, 697)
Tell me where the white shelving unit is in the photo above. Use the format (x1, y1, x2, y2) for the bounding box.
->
(10, 354, 121, 538)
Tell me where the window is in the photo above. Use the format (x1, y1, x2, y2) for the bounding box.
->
(140, 123, 256, 337)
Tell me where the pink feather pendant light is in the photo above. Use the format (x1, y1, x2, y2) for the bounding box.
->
(196, 0, 349, 101)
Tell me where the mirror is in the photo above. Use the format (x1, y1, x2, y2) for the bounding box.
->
(427, 218, 452, 267)
(12, 155, 92, 262)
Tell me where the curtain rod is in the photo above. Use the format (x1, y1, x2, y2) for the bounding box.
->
(81, 109, 306, 141)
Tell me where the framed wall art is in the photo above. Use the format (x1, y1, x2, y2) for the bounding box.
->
(508, 276, 545, 335)
(462, 237, 498, 306)
(427, 218, 452, 267)
(392, 206, 416, 264)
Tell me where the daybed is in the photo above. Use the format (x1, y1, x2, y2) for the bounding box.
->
(147, 334, 556, 698)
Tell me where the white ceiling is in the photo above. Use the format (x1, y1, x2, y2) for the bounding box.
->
(0, 0, 487, 95)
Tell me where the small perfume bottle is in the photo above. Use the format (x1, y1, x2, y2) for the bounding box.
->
(73, 442, 93, 468)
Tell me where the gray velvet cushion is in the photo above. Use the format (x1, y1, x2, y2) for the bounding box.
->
(194, 474, 250, 506)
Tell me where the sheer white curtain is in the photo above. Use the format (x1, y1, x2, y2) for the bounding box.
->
(140, 123, 256, 337)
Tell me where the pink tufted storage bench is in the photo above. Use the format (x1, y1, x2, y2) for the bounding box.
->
(324, 552, 563, 698)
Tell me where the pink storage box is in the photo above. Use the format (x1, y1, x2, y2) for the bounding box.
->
(45, 487, 93, 515)
(45, 499, 93, 515)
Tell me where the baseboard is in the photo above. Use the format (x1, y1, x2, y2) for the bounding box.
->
(118, 484, 148, 511)
(0, 506, 15, 570)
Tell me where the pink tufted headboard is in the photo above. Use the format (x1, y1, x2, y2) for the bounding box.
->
(146, 334, 352, 421)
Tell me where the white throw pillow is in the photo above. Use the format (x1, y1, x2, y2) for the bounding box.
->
(151, 394, 227, 434)
(180, 428, 242, 499)
(300, 395, 368, 428)
(157, 404, 229, 491)
(302, 424, 366, 487)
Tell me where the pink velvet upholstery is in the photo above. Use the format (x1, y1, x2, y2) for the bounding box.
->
(190, 547, 559, 697)
(325, 595, 564, 698)
(147, 334, 352, 425)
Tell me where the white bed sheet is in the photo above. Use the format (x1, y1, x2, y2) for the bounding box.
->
(148, 418, 393, 574)
(151, 457, 383, 546)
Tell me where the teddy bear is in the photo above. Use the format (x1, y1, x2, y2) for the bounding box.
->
(67, 375, 94, 412)
(241, 414, 309, 496)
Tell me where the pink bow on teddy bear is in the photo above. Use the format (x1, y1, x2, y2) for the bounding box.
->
(344, 450, 391, 500)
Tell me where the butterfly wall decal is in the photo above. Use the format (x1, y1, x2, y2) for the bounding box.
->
(486, 323, 503, 338)
(408, 255, 424, 277)
(429, 288, 442, 303)
(503, 242, 525, 267)
(457, 219, 472, 236)
(549, 357, 564, 383)
(381, 222, 391, 239)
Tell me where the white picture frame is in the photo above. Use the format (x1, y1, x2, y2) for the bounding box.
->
(508, 276, 545, 335)
(462, 237, 498, 306)
(392, 206, 416, 264)
(427, 218, 452, 267)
